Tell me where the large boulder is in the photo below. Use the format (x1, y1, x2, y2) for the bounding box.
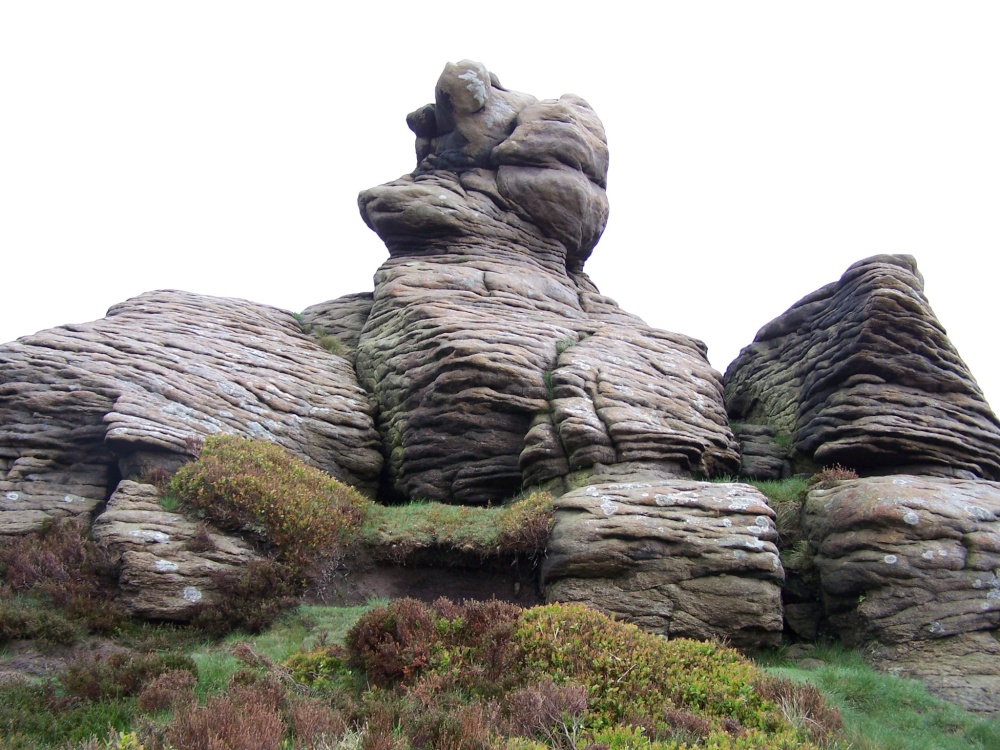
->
(352, 60, 738, 504)
(542, 480, 785, 649)
(0, 290, 383, 534)
(724, 255, 1000, 479)
(801, 475, 1000, 713)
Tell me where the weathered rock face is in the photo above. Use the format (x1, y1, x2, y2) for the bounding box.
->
(802, 475, 1000, 645)
(802, 476, 1000, 712)
(0, 290, 383, 534)
(725, 255, 1000, 479)
(91, 480, 260, 620)
(353, 60, 738, 503)
(542, 480, 785, 649)
(300, 292, 374, 358)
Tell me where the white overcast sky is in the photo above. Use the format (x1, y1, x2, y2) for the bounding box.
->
(2, 3, 998, 409)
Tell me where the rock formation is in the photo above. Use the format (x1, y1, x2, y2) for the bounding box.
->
(542, 480, 785, 648)
(724, 254, 1000, 480)
(352, 59, 738, 504)
(91, 480, 261, 620)
(0, 290, 383, 535)
(801, 475, 1000, 712)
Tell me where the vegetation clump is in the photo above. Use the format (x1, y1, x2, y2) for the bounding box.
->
(168, 435, 372, 568)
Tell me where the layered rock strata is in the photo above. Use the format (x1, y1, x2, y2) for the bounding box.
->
(724, 254, 1000, 479)
(91, 480, 260, 620)
(0, 290, 383, 534)
(802, 475, 1000, 712)
(542, 480, 785, 648)
(353, 60, 738, 504)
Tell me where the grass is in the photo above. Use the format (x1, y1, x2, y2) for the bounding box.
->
(361, 490, 553, 560)
(757, 642, 1000, 750)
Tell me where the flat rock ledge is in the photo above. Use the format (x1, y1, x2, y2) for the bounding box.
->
(802, 475, 1000, 713)
(91, 480, 260, 620)
(541, 480, 785, 649)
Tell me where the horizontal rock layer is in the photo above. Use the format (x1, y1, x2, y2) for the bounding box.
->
(725, 255, 1000, 479)
(542, 480, 785, 648)
(1, 290, 383, 534)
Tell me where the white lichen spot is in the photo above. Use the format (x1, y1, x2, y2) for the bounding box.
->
(600, 498, 618, 516)
(922, 550, 936, 560)
(728, 498, 753, 511)
(755, 516, 771, 529)
(5, 492, 19, 501)
(154, 559, 179, 573)
(62, 495, 78, 503)
(973, 579, 984, 589)
(938, 549, 949, 557)
(966, 505, 996, 522)
(641, 493, 650, 499)
(884, 554, 898, 565)
(982, 601, 992, 611)
(733, 549, 748, 561)
(458, 69, 487, 107)
(744, 537, 765, 551)
(928, 621, 945, 635)
(182, 586, 202, 603)
(585, 487, 600, 497)
(129, 529, 170, 543)
(891, 477, 911, 485)
(653, 494, 675, 507)
(903, 510, 920, 525)
(720, 518, 733, 528)
(989, 589, 1000, 600)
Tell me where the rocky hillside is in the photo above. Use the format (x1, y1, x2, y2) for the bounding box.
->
(3, 60, 1000, 716)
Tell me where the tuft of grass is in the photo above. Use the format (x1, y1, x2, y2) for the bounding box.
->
(318, 334, 347, 357)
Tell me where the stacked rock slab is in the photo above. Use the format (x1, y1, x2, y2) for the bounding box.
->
(801, 476, 1000, 713)
(353, 60, 739, 505)
(91, 480, 261, 620)
(724, 254, 1000, 479)
(541, 480, 785, 648)
(0, 290, 383, 535)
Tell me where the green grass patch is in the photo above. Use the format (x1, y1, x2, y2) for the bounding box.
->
(759, 643, 1000, 750)
(361, 490, 553, 560)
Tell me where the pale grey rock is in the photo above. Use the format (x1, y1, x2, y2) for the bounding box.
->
(0, 290, 383, 534)
(91, 480, 260, 620)
(542, 480, 785, 648)
(725, 255, 1000, 479)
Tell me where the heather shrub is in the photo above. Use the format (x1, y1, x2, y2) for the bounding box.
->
(808, 464, 859, 488)
(61, 651, 197, 701)
(168, 435, 372, 567)
(136, 668, 196, 712)
(346, 597, 522, 694)
(513, 603, 786, 732)
(190, 558, 301, 635)
(165, 679, 286, 750)
(753, 674, 843, 744)
(0, 519, 126, 635)
(0, 598, 82, 647)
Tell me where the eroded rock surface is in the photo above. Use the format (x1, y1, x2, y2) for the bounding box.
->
(725, 255, 1000, 479)
(0, 290, 383, 534)
(542, 480, 785, 648)
(802, 475, 1000, 713)
(353, 60, 737, 503)
(91, 480, 260, 620)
